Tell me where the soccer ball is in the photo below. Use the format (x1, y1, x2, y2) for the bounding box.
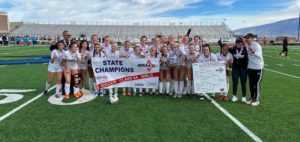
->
(109, 96, 119, 104)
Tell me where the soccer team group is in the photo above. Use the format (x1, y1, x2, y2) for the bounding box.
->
(44, 30, 264, 106)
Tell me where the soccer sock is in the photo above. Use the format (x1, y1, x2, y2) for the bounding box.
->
(109, 88, 113, 96)
(89, 78, 94, 91)
(55, 84, 62, 95)
(170, 79, 174, 94)
(45, 82, 51, 90)
(187, 80, 191, 94)
(145, 88, 149, 93)
(165, 81, 170, 94)
(173, 81, 178, 94)
(65, 83, 70, 95)
(179, 81, 184, 94)
(93, 82, 98, 91)
(133, 88, 137, 93)
(151, 88, 155, 93)
(159, 82, 163, 93)
(73, 86, 79, 94)
(114, 88, 118, 96)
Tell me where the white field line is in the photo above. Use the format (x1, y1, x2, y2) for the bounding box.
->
(0, 86, 55, 122)
(293, 64, 300, 67)
(264, 68, 300, 79)
(0, 65, 7, 68)
(263, 50, 300, 54)
(263, 55, 300, 62)
(0, 89, 36, 93)
(276, 64, 284, 67)
(203, 93, 262, 142)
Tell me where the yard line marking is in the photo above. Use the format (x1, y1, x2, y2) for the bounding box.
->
(0, 89, 36, 93)
(263, 55, 300, 62)
(203, 93, 262, 142)
(264, 68, 300, 79)
(43, 63, 48, 65)
(277, 64, 284, 67)
(0, 86, 55, 122)
(264, 64, 268, 66)
(0, 65, 7, 68)
(293, 64, 300, 67)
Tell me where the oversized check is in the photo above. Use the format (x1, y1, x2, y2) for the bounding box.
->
(192, 61, 228, 93)
(92, 58, 159, 89)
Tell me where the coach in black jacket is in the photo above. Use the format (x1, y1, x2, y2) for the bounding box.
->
(230, 38, 248, 103)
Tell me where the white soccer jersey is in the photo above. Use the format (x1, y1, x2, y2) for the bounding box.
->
(198, 53, 218, 63)
(79, 50, 90, 69)
(62, 50, 81, 70)
(179, 43, 189, 55)
(186, 51, 199, 68)
(48, 49, 64, 72)
(216, 52, 233, 63)
(129, 53, 144, 59)
(119, 48, 134, 58)
(89, 51, 105, 58)
(105, 50, 120, 58)
(101, 43, 111, 54)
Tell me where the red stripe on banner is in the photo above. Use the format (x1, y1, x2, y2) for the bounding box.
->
(97, 72, 159, 89)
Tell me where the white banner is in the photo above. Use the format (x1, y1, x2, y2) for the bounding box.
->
(192, 61, 228, 93)
(92, 58, 159, 89)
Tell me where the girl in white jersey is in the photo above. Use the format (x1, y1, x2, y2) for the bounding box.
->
(147, 47, 159, 95)
(43, 41, 65, 98)
(120, 40, 134, 96)
(105, 42, 120, 97)
(216, 44, 233, 101)
(151, 37, 161, 55)
(130, 46, 146, 96)
(169, 43, 186, 98)
(185, 44, 200, 96)
(159, 46, 171, 96)
(139, 36, 150, 57)
(198, 44, 218, 100)
(87, 35, 99, 94)
(194, 35, 203, 53)
(88, 43, 105, 96)
(62, 42, 82, 99)
(79, 40, 90, 96)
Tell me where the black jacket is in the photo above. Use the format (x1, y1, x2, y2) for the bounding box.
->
(230, 46, 248, 69)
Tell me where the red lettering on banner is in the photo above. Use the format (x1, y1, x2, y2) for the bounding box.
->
(98, 72, 159, 89)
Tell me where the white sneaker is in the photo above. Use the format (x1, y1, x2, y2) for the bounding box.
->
(114, 93, 118, 97)
(251, 101, 260, 106)
(231, 95, 238, 102)
(178, 94, 182, 98)
(242, 97, 246, 103)
(173, 93, 178, 98)
(183, 88, 187, 95)
(246, 100, 253, 105)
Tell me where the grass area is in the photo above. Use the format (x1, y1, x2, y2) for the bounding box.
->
(0, 45, 299, 141)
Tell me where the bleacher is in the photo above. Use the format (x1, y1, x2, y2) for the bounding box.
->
(9, 22, 232, 42)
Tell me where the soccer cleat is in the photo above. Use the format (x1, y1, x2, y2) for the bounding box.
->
(246, 100, 253, 105)
(231, 95, 238, 102)
(74, 92, 81, 98)
(177, 94, 182, 98)
(251, 101, 260, 106)
(223, 96, 229, 101)
(138, 92, 143, 97)
(133, 92, 137, 96)
(241, 97, 247, 103)
(173, 93, 178, 98)
(64, 94, 70, 100)
(43, 90, 48, 95)
(199, 97, 205, 101)
(55, 94, 61, 98)
(218, 95, 224, 100)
